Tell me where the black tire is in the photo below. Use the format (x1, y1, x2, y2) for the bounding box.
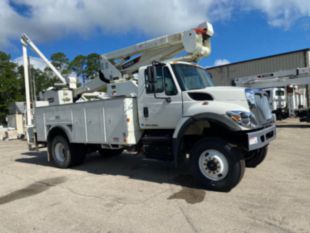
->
(245, 146, 268, 168)
(98, 148, 123, 158)
(190, 138, 245, 192)
(70, 144, 86, 166)
(48, 135, 86, 168)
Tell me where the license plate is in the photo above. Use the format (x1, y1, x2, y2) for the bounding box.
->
(249, 136, 258, 145)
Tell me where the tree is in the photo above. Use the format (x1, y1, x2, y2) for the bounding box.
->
(34, 70, 56, 96)
(68, 53, 101, 85)
(86, 53, 101, 79)
(69, 55, 86, 77)
(69, 53, 101, 79)
(0, 52, 23, 124)
(17, 66, 57, 99)
(50, 52, 70, 76)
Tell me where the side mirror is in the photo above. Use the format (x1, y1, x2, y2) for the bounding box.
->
(146, 66, 155, 84)
(145, 66, 154, 92)
(146, 61, 164, 84)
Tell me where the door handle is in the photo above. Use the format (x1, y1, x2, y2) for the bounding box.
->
(143, 107, 149, 118)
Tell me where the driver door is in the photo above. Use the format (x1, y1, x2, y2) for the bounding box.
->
(138, 65, 182, 129)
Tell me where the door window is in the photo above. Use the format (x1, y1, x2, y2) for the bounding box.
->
(145, 66, 177, 95)
(163, 67, 177, 96)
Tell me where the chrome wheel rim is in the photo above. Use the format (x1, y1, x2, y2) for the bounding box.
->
(198, 149, 229, 181)
(54, 142, 67, 163)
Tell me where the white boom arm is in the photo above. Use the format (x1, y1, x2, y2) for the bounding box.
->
(76, 21, 214, 95)
(104, 21, 213, 74)
(21, 34, 67, 84)
(21, 41, 32, 127)
(21, 33, 68, 128)
(234, 67, 310, 89)
(21, 21, 214, 98)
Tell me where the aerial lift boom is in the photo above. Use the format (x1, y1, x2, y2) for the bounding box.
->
(234, 67, 310, 89)
(21, 34, 69, 129)
(76, 22, 214, 95)
(21, 22, 213, 97)
(21, 34, 67, 85)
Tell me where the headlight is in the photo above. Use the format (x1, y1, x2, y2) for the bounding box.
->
(227, 111, 257, 128)
(245, 89, 255, 106)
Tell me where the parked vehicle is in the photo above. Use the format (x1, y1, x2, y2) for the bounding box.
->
(22, 22, 276, 191)
(234, 67, 310, 122)
(264, 87, 288, 120)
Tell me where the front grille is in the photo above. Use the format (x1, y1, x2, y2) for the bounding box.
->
(251, 92, 273, 125)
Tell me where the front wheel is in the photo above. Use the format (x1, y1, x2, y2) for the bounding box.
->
(245, 146, 268, 168)
(190, 138, 245, 192)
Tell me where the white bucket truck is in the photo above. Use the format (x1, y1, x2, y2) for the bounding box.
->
(264, 87, 288, 119)
(22, 21, 276, 191)
(234, 67, 310, 121)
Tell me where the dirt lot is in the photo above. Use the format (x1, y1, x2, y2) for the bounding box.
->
(0, 118, 309, 233)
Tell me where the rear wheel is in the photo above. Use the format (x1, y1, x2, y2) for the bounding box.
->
(190, 138, 245, 192)
(245, 146, 268, 168)
(98, 148, 123, 158)
(49, 135, 86, 168)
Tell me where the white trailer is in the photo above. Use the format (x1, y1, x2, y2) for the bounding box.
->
(22, 21, 276, 191)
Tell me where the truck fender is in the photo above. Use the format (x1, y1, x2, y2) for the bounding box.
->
(47, 125, 72, 143)
(172, 113, 240, 167)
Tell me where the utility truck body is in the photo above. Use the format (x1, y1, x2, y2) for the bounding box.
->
(35, 97, 141, 146)
(23, 21, 276, 191)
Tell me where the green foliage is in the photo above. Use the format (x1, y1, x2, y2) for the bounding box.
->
(50, 52, 70, 76)
(86, 53, 101, 79)
(33, 69, 58, 96)
(17, 66, 58, 98)
(49, 52, 101, 82)
(69, 55, 86, 76)
(68, 53, 101, 80)
(50, 52, 69, 68)
(0, 52, 23, 124)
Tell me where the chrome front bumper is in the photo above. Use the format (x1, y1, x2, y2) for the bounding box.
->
(247, 124, 276, 151)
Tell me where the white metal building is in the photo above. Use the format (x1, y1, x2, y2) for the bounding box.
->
(207, 49, 310, 107)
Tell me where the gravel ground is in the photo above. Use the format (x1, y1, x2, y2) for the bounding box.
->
(0, 118, 309, 233)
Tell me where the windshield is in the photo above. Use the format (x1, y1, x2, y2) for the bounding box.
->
(172, 64, 214, 91)
(275, 90, 285, 96)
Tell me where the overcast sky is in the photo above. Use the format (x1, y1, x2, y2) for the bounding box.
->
(1, 0, 310, 67)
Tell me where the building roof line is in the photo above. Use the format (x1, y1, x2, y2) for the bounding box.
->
(207, 48, 310, 70)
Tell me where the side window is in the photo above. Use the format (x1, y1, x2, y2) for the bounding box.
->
(145, 67, 164, 94)
(163, 67, 177, 96)
(145, 66, 177, 95)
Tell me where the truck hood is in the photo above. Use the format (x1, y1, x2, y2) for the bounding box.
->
(192, 86, 246, 100)
(186, 86, 249, 109)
